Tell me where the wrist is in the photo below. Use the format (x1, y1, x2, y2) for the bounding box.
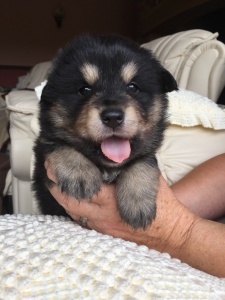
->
(143, 176, 199, 257)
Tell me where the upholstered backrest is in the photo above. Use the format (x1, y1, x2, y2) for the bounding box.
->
(142, 29, 225, 102)
(16, 61, 52, 90)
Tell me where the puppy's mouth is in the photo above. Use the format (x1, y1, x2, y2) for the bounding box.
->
(100, 137, 131, 163)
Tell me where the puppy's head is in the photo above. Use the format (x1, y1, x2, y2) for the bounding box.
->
(41, 35, 177, 167)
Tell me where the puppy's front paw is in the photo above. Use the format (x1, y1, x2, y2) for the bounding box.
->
(116, 162, 159, 228)
(47, 148, 102, 200)
(58, 165, 102, 200)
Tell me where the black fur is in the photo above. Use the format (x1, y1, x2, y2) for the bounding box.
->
(32, 34, 178, 228)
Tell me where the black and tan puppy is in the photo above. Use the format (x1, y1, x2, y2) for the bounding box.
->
(32, 35, 177, 228)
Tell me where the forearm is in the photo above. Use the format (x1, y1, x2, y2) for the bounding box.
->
(142, 177, 225, 277)
(178, 218, 225, 277)
(172, 154, 225, 219)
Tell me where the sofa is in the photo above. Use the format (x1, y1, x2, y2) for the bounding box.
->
(2, 29, 225, 298)
(5, 29, 225, 214)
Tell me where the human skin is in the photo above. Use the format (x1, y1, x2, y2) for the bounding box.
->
(172, 154, 225, 219)
(45, 159, 225, 277)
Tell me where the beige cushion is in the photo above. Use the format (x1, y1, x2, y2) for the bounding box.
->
(157, 125, 225, 185)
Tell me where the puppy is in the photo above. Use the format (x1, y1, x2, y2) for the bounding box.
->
(32, 34, 177, 228)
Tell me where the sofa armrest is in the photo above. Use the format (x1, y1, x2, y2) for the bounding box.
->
(6, 90, 39, 214)
(6, 90, 39, 180)
(6, 90, 39, 138)
(142, 29, 225, 102)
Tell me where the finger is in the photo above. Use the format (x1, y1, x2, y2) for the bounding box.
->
(44, 160, 57, 183)
(91, 184, 116, 206)
(48, 183, 101, 219)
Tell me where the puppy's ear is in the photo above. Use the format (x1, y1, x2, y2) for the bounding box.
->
(160, 68, 178, 93)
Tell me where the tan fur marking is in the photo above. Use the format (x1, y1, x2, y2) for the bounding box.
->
(81, 63, 99, 85)
(75, 97, 143, 141)
(80, 106, 104, 141)
(121, 62, 137, 83)
(123, 105, 139, 136)
(50, 103, 68, 128)
(74, 97, 106, 140)
(148, 97, 164, 125)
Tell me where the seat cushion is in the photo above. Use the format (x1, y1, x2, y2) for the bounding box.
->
(157, 125, 225, 185)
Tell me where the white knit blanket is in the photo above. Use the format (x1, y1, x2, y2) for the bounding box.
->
(167, 89, 225, 130)
(1, 215, 225, 299)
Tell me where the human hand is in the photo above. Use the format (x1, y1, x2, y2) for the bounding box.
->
(45, 160, 195, 252)
(45, 160, 143, 240)
(44, 160, 225, 277)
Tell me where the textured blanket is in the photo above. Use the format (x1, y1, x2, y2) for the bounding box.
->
(1, 214, 225, 299)
(168, 89, 225, 130)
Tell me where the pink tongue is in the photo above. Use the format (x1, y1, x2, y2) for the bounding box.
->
(101, 137, 131, 163)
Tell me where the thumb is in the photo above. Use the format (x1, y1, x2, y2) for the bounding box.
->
(44, 160, 57, 184)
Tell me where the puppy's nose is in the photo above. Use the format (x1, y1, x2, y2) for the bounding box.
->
(101, 109, 124, 129)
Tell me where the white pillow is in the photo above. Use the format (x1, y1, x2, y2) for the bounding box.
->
(157, 125, 225, 185)
(167, 89, 225, 129)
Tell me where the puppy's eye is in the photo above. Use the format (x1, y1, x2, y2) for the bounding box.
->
(127, 83, 139, 93)
(78, 86, 92, 96)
